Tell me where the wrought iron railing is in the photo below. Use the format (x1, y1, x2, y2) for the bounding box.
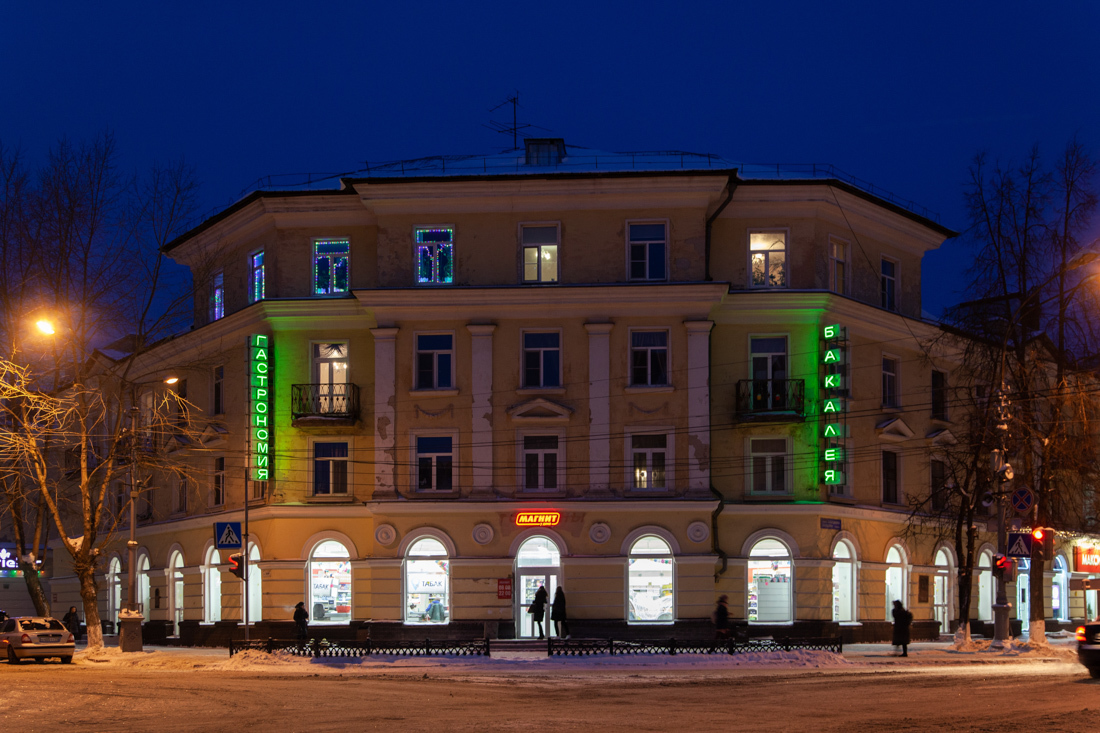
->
(735, 379, 805, 416)
(291, 383, 360, 420)
(228, 637, 490, 657)
(547, 636, 842, 657)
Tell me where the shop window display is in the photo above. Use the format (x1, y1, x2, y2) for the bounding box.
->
(309, 541, 351, 624)
(405, 538, 450, 625)
(628, 536, 674, 623)
(1053, 555, 1069, 621)
(885, 546, 907, 614)
(977, 551, 993, 621)
(204, 548, 222, 623)
(831, 542, 855, 623)
(748, 538, 792, 623)
(933, 548, 951, 630)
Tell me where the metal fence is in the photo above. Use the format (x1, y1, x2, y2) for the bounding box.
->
(228, 637, 491, 658)
(547, 636, 843, 657)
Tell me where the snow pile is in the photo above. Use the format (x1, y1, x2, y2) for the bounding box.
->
(947, 637, 1077, 660)
(216, 649, 301, 670)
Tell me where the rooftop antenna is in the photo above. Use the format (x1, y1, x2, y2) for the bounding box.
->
(485, 92, 549, 151)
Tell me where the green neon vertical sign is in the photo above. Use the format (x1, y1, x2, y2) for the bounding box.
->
(250, 334, 272, 481)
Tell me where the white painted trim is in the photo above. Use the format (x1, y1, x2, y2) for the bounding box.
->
(830, 531, 862, 561)
(398, 527, 457, 558)
(621, 526, 681, 556)
(508, 528, 569, 558)
(740, 528, 800, 559)
(300, 530, 359, 561)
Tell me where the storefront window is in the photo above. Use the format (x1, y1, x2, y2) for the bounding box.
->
(247, 543, 262, 623)
(977, 551, 993, 621)
(516, 537, 560, 638)
(1053, 555, 1069, 622)
(832, 542, 856, 623)
(309, 541, 351, 625)
(107, 557, 122, 624)
(933, 548, 951, 631)
(749, 538, 792, 623)
(885, 546, 907, 615)
(204, 548, 222, 623)
(405, 538, 449, 625)
(137, 554, 151, 617)
(169, 551, 184, 637)
(628, 536, 674, 623)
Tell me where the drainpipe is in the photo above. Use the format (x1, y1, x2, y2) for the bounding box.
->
(704, 175, 737, 282)
(710, 484, 728, 581)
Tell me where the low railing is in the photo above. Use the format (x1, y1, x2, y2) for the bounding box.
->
(290, 383, 360, 420)
(734, 379, 805, 417)
(228, 637, 491, 658)
(547, 636, 843, 657)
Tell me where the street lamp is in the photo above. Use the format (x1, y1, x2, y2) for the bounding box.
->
(35, 320, 55, 336)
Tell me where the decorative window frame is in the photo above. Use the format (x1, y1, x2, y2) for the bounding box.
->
(312, 237, 351, 296)
(250, 250, 265, 303)
(747, 228, 790, 289)
(210, 271, 225, 322)
(414, 225, 455, 285)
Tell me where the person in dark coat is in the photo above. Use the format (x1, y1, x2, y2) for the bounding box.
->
(712, 595, 731, 639)
(550, 586, 570, 639)
(892, 600, 912, 657)
(62, 606, 81, 640)
(293, 601, 309, 641)
(529, 585, 548, 640)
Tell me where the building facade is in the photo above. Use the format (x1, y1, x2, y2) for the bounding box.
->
(50, 142, 1068, 643)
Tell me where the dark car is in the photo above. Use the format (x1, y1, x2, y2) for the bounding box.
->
(1076, 623, 1100, 678)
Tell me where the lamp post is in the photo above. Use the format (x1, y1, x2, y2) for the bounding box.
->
(118, 402, 144, 652)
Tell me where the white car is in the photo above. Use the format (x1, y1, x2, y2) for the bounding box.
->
(0, 617, 75, 664)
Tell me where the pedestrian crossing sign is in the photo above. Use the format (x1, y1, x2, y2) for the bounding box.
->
(1006, 532, 1032, 558)
(215, 522, 243, 549)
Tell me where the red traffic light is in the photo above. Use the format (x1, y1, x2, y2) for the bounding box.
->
(1032, 528, 1045, 541)
(228, 552, 245, 580)
(993, 554, 1011, 569)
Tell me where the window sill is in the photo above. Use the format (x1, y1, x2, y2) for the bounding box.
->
(827, 494, 857, 504)
(624, 385, 674, 394)
(519, 489, 568, 499)
(516, 387, 566, 396)
(410, 388, 459, 397)
(625, 489, 676, 498)
(307, 494, 356, 503)
(409, 489, 461, 499)
(744, 493, 794, 501)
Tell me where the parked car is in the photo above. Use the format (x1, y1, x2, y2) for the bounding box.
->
(1077, 623, 1100, 678)
(0, 617, 75, 664)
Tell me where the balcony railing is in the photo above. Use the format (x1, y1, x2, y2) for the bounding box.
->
(291, 383, 360, 420)
(735, 379, 805, 419)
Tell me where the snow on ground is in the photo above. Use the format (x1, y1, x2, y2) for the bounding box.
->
(946, 637, 1079, 661)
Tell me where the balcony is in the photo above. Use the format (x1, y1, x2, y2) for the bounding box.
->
(734, 379, 805, 421)
(291, 383, 361, 429)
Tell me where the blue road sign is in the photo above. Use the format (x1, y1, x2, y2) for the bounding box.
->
(1011, 487, 1034, 515)
(214, 522, 242, 549)
(1006, 532, 1033, 558)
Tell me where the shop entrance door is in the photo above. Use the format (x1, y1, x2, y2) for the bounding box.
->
(933, 573, 949, 630)
(517, 572, 558, 639)
(514, 536, 562, 639)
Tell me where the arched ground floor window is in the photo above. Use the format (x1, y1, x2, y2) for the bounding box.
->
(106, 557, 122, 627)
(168, 551, 184, 637)
(1053, 555, 1069, 621)
(309, 541, 351, 624)
(885, 545, 908, 615)
(246, 543, 262, 623)
(832, 541, 856, 623)
(933, 548, 952, 631)
(137, 554, 151, 617)
(405, 537, 449, 625)
(977, 550, 993, 622)
(204, 548, 222, 623)
(748, 538, 792, 623)
(628, 535, 674, 623)
(515, 536, 559, 637)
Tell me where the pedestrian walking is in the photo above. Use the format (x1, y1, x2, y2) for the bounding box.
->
(551, 586, 570, 639)
(892, 600, 912, 657)
(712, 595, 731, 639)
(293, 601, 309, 641)
(62, 606, 81, 640)
(529, 584, 548, 639)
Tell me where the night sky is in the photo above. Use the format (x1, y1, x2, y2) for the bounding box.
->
(3, 2, 1098, 316)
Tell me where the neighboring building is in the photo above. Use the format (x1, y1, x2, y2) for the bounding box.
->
(51, 140, 1054, 644)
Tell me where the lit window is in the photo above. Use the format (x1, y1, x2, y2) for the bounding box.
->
(212, 365, 224, 416)
(313, 442, 348, 495)
(631, 331, 668, 386)
(522, 225, 559, 283)
(416, 334, 453, 390)
(314, 239, 350, 295)
(748, 539, 792, 623)
(212, 457, 225, 506)
(882, 356, 899, 408)
(882, 451, 900, 504)
(750, 231, 787, 288)
(628, 536, 674, 623)
(750, 438, 788, 494)
(210, 271, 224, 321)
(417, 437, 453, 491)
(204, 548, 222, 623)
(881, 258, 897, 311)
(523, 435, 559, 491)
(309, 540, 351, 625)
(416, 228, 454, 284)
(830, 239, 847, 295)
(628, 222, 667, 281)
(313, 343, 349, 413)
(832, 542, 856, 623)
(523, 332, 560, 388)
(250, 251, 265, 302)
(631, 434, 667, 490)
(405, 538, 450, 625)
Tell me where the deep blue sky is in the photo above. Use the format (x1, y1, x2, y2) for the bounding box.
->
(3, 2, 1098, 315)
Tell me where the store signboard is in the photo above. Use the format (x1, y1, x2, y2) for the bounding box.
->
(0, 544, 39, 577)
(249, 334, 272, 482)
(515, 511, 560, 527)
(821, 324, 848, 489)
(1075, 545, 1100, 573)
(497, 578, 512, 600)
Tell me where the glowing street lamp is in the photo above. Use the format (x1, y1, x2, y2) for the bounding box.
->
(35, 319, 55, 335)
(163, 376, 179, 385)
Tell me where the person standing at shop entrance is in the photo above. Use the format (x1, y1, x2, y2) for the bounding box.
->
(294, 601, 309, 641)
(712, 595, 730, 640)
(892, 600, 912, 657)
(551, 586, 570, 639)
(529, 584, 548, 640)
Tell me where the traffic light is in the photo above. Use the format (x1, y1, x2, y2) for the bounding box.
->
(228, 552, 246, 580)
(993, 554, 1015, 582)
(1032, 527, 1055, 560)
